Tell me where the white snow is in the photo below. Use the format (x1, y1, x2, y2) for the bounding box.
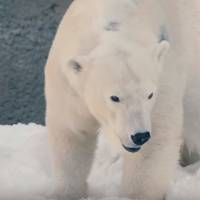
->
(0, 124, 200, 200)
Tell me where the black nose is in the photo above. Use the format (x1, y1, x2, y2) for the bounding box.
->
(131, 132, 151, 146)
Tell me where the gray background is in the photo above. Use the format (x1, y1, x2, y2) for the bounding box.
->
(0, 0, 73, 125)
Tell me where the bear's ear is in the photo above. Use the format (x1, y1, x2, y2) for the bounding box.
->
(155, 40, 170, 63)
(68, 56, 89, 73)
(68, 59, 83, 73)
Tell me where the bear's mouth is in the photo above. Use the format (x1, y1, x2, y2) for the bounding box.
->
(122, 144, 141, 153)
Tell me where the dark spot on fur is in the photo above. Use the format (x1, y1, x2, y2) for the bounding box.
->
(105, 21, 120, 31)
(69, 60, 82, 72)
(159, 26, 169, 42)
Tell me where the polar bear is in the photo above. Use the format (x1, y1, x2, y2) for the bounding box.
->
(45, 0, 200, 199)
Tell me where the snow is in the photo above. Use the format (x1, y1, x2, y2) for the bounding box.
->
(0, 124, 200, 200)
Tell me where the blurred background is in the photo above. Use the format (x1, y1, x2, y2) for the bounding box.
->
(0, 0, 73, 125)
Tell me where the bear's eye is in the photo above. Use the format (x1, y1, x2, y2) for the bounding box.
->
(110, 96, 120, 103)
(148, 92, 154, 100)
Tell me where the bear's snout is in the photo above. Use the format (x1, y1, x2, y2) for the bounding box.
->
(122, 132, 151, 153)
(131, 131, 151, 146)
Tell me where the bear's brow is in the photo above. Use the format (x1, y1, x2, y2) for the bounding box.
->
(104, 21, 120, 31)
(126, 63, 140, 83)
(69, 60, 82, 72)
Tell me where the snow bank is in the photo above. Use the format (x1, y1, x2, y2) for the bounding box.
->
(0, 124, 200, 200)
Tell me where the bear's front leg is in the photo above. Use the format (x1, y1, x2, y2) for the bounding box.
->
(48, 127, 97, 200)
(120, 105, 183, 200)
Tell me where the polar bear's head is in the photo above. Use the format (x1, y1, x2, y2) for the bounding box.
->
(68, 40, 169, 152)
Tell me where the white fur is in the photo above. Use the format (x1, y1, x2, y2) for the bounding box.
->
(45, 0, 200, 200)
